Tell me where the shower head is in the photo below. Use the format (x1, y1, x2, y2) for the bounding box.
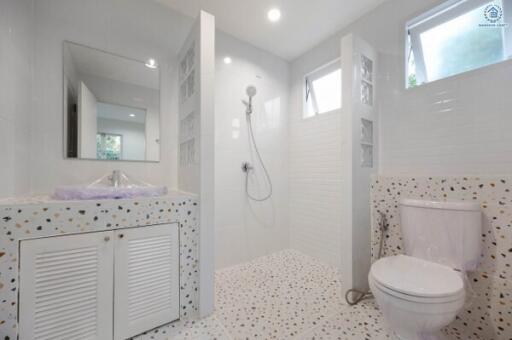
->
(244, 86, 257, 115)
(246, 86, 257, 98)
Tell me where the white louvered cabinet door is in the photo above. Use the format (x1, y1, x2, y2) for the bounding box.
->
(113, 224, 180, 340)
(19, 231, 114, 340)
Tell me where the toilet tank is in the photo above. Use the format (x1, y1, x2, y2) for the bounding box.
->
(399, 199, 482, 271)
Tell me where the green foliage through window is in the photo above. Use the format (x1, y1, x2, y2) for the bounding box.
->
(406, 0, 510, 87)
(97, 133, 122, 160)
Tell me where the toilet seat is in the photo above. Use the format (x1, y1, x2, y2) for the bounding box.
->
(370, 255, 465, 303)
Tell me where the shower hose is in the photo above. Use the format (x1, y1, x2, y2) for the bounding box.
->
(245, 115, 273, 202)
(345, 212, 388, 305)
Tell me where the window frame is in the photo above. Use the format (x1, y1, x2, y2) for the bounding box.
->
(406, 0, 512, 87)
(303, 58, 342, 119)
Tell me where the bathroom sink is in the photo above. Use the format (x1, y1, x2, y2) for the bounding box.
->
(54, 185, 168, 200)
(54, 171, 168, 200)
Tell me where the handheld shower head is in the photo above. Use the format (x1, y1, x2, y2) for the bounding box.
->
(242, 84, 273, 202)
(244, 86, 257, 115)
(246, 85, 257, 98)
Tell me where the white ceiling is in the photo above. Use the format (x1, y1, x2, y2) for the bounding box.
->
(67, 42, 159, 90)
(157, 0, 388, 60)
(98, 102, 147, 124)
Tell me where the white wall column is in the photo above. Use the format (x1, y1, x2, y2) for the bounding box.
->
(340, 33, 378, 293)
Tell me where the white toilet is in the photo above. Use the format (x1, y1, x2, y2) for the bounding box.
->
(369, 199, 482, 340)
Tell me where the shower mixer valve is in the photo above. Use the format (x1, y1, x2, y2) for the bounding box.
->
(241, 162, 253, 173)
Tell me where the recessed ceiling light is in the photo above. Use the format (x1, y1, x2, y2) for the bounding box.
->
(267, 8, 281, 22)
(145, 58, 158, 69)
(223, 56, 233, 64)
(129, 114, 136, 117)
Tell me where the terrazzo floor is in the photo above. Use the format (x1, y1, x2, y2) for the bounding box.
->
(136, 249, 393, 340)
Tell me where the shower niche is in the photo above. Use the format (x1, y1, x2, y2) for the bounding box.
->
(360, 118, 373, 168)
(359, 52, 374, 168)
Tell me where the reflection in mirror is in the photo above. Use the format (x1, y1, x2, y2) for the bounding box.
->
(63, 41, 160, 162)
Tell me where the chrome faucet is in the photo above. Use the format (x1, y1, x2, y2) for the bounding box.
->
(109, 170, 122, 187)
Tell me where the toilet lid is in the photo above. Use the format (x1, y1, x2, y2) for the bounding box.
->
(370, 255, 464, 298)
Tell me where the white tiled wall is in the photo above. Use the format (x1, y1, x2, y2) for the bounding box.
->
(4, 0, 511, 286)
(0, 0, 34, 198)
(287, 108, 344, 268)
(286, 11, 351, 271)
(379, 53, 512, 176)
(2, 0, 288, 272)
(214, 32, 290, 269)
(291, 0, 512, 177)
(287, 30, 347, 269)
(288, 0, 512, 271)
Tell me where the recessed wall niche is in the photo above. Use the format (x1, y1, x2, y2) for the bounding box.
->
(361, 118, 373, 168)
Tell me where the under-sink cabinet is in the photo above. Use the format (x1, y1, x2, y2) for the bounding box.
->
(18, 223, 180, 340)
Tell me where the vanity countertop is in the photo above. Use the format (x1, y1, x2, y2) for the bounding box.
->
(0, 190, 197, 207)
(0, 190, 200, 339)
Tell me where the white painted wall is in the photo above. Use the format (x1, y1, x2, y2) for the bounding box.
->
(29, 0, 192, 194)
(63, 44, 79, 92)
(198, 11, 216, 318)
(0, 0, 34, 199)
(78, 82, 98, 159)
(145, 110, 160, 161)
(214, 32, 290, 269)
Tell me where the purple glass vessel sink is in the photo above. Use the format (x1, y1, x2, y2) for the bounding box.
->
(54, 171, 168, 200)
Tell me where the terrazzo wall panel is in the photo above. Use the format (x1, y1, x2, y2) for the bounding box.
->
(371, 176, 512, 340)
(0, 192, 200, 339)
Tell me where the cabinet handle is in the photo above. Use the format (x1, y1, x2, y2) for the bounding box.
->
(118, 234, 124, 239)
(104, 236, 110, 242)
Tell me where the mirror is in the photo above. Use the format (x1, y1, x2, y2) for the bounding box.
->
(63, 41, 160, 162)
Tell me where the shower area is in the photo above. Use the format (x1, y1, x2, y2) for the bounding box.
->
(214, 31, 378, 296)
(214, 33, 290, 269)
